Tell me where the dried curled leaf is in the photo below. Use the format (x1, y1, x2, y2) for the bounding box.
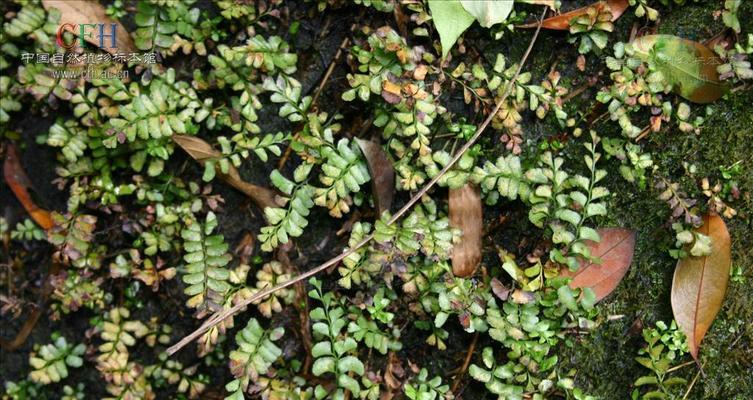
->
(561, 228, 636, 302)
(449, 183, 482, 277)
(172, 135, 281, 211)
(41, 0, 136, 54)
(671, 213, 731, 359)
(355, 138, 394, 216)
(632, 34, 727, 103)
(3, 144, 54, 231)
(519, 0, 628, 30)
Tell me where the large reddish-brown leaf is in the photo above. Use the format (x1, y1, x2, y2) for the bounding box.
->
(3, 144, 54, 231)
(519, 0, 628, 29)
(671, 213, 731, 359)
(355, 138, 394, 216)
(172, 135, 282, 211)
(42, 0, 137, 54)
(561, 228, 636, 302)
(449, 183, 482, 277)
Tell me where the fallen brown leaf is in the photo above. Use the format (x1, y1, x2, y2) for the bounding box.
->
(42, 0, 136, 55)
(172, 135, 282, 212)
(449, 183, 482, 277)
(355, 138, 395, 216)
(511, 289, 535, 304)
(381, 80, 403, 104)
(490, 277, 511, 301)
(3, 144, 54, 231)
(519, 0, 628, 29)
(671, 213, 731, 359)
(561, 228, 636, 302)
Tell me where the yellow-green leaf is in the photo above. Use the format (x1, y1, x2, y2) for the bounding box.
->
(428, 0, 475, 59)
(631, 34, 727, 104)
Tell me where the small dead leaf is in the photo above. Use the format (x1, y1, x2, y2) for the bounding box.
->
(355, 138, 394, 216)
(519, 0, 628, 29)
(413, 65, 428, 81)
(560, 228, 636, 302)
(449, 183, 482, 277)
(42, 0, 137, 55)
(490, 278, 510, 301)
(381, 80, 403, 104)
(384, 352, 404, 391)
(671, 213, 731, 359)
(3, 144, 54, 231)
(511, 289, 535, 304)
(234, 232, 255, 265)
(577, 54, 586, 71)
(172, 135, 282, 212)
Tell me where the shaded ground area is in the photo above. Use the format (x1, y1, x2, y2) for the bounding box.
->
(1, 0, 752, 399)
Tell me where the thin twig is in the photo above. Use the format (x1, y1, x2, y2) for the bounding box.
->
(278, 28, 355, 170)
(311, 35, 352, 107)
(451, 332, 479, 393)
(666, 360, 695, 373)
(0, 262, 60, 351)
(681, 363, 703, 400)
(166, 10, 548, 356)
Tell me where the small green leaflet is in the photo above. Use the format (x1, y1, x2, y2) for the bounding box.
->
(428, 0, 475, 59)
(631, 34, 727, 104)
(429, 0, 515, 59)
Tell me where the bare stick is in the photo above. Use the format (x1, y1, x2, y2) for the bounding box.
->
(681, 363, 704, 400)
(451, 332, 479, 393)
(166, 11, 547, 356)
(278, 27, 354, 170)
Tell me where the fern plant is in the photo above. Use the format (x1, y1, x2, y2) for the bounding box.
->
(248, 261, 295, 318)
(10, 218, 45, 241)
(96, 307, 150, 396)
(526, 134, 608, 269)
(472, 153, 532, 204)
(47, 213, 98, 269)
(217, 131, 288, 167)
(259, 165, 314, 251)
(146, 354, 207, 398)
(2, 3, 59, 47)
(28, 333, 85, 385)
(309, 278, 368, 399)
(263, 74, 312, 123)
(132, 0, 208, 54)
(633, 321, 689, 399)
(403, 368, 451, 400)
(347, 288, 402, 355)
(106, 69, 202, 144)
(0, 76, 22, 123)
(180, 211, 233, 313)
(337, 222, 382, 289)
(314, 138, 370, 217)
(374, 199, 456, 259)
(225, 318, 285, 400)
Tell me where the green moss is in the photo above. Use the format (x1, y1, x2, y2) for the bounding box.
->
(557, 1, 753, 398)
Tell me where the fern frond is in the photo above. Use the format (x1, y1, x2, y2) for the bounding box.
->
(29, 334, 85, 385)
(314, 139, 370, 218)
(180, 212, 233, 312)
(259, 165, 314, 252)
(225, 318, 284, 398)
